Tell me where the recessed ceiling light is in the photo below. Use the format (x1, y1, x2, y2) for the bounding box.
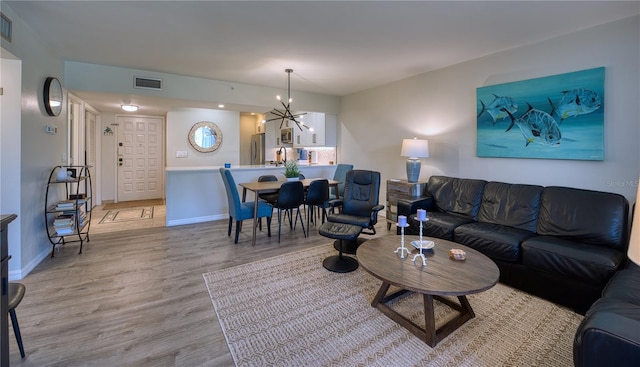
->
(121, 104, 139, 112)
(218, 104, 225, 108)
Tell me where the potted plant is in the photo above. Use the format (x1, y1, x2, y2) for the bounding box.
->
(283, 160, 301, 181)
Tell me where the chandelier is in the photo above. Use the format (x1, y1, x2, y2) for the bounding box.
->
(266, 69, 307, 130)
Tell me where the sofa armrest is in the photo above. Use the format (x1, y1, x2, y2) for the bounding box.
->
(574, 301, 640, 367)
(397, 196, 434, 217)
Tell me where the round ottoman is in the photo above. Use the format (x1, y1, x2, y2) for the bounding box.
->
(318, 222, 362, 273)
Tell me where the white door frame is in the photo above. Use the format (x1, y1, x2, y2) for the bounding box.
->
(67, 93, 85, 167)
(84, 104, 102, 206)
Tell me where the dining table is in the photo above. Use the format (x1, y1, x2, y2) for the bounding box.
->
(239, 178, 341, 246)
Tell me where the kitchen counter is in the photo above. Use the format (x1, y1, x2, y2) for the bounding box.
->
(165, 163, 334, 172)
(165, 164, 338, 227)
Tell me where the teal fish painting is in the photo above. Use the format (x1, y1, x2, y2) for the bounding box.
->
(504, 104, 561, 147)
(549, 88, 601, 123)
(477, 94, 518, 124)
(476, 67, 604, 160)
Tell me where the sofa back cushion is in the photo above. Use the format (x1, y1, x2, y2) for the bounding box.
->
(427, 176, 486, 220)
(537, 186, 629, 250)
(478, 182, 544, 232)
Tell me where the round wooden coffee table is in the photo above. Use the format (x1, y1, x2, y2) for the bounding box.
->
(356, 235, 499, 347)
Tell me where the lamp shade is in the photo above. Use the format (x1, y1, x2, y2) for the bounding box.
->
(628, 178, 640, 266)
(401, 138, 429, 158)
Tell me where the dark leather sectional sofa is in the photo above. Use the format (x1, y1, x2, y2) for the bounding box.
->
(397, 175, 630, 313)
(573, 261, 640, 367)
(398, 175, 640, 366)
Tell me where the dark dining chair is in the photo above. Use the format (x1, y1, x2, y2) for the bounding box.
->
(304, 179, 330, 230)
(219, 168, 272, 244)
(272, 181, 306, 243)
(9, 282, 26, 358)
(257, 175, 279, 205)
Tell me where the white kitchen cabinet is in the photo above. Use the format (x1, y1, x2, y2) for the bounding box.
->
(264, 112, 278, 148)
(292, 112, 322, 147)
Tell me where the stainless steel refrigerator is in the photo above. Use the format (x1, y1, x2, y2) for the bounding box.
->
(251, 133, 265, 165)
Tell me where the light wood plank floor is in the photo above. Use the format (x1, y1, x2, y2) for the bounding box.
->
(8, 213, 389, 366)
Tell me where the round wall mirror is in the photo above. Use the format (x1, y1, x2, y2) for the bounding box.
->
(188, 121, 223, 153)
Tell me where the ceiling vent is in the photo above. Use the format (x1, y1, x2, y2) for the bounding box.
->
(134, 76, 162, 90)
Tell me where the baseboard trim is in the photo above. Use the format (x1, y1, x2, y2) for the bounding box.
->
(167, 214, 226, 227)
(9, 245, 50, 281)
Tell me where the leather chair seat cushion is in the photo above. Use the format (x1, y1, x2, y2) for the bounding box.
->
(411, 212, 475, 241)
(601, 267, 640, 304)
(326, 212, 371, 228)
(318, 222, 362, 241)
(522, 235, 623, 284)
(453, 222, 535, 262)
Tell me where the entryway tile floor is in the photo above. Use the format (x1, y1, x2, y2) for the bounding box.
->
(89, 204, 166, 234)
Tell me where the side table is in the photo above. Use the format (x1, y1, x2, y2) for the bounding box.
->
(386, 179, 427, 230)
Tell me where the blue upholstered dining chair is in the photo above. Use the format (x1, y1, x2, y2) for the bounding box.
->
(219, 168, 272, 244)
(330, 163, 354, 200)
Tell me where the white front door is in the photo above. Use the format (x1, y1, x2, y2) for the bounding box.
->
(116, 115, 164, 201)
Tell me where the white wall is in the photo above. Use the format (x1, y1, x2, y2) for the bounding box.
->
(0, 51, 22, 270)
(2, 4, 69, 279)
(339, 16, 640, 204)
(166, 108, 240, 167)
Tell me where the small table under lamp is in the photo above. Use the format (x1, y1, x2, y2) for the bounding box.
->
(401, 138, 429, 183)
(628, 178, 640, 266)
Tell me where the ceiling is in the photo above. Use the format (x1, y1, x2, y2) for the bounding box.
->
(6, 1, 640, 114)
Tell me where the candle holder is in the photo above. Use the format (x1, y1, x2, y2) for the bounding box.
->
(395, 221, 410, 259)
(412, 215, 428, 266)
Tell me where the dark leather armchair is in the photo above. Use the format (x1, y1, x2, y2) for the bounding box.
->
(327, 170, 384, 235)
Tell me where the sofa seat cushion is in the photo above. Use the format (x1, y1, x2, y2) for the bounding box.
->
(601, 266, 640, 304)
(522, 235, 624, 284)
(453, 222, 535, 262)
(414, 212, 475, 241)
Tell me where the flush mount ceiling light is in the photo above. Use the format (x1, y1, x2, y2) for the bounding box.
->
(121, 104, 139, 112)
(266, 69, 307, 130)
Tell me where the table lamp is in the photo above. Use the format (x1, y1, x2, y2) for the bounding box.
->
(401, 138, 429, 183)
(628, 178, 640, 266)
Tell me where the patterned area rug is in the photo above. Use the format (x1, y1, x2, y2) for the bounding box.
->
(203, 245, 583, 366)
(99, 207, 154, 224)
(102, 199, 164, 210)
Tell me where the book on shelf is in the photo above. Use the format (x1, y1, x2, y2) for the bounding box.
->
(55, 201, 76, 210)
(55, 227, 74, 236)
(53, 218, 74, 227)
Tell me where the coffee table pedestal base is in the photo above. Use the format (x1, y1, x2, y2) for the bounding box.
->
(372, 282, 475, 347)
